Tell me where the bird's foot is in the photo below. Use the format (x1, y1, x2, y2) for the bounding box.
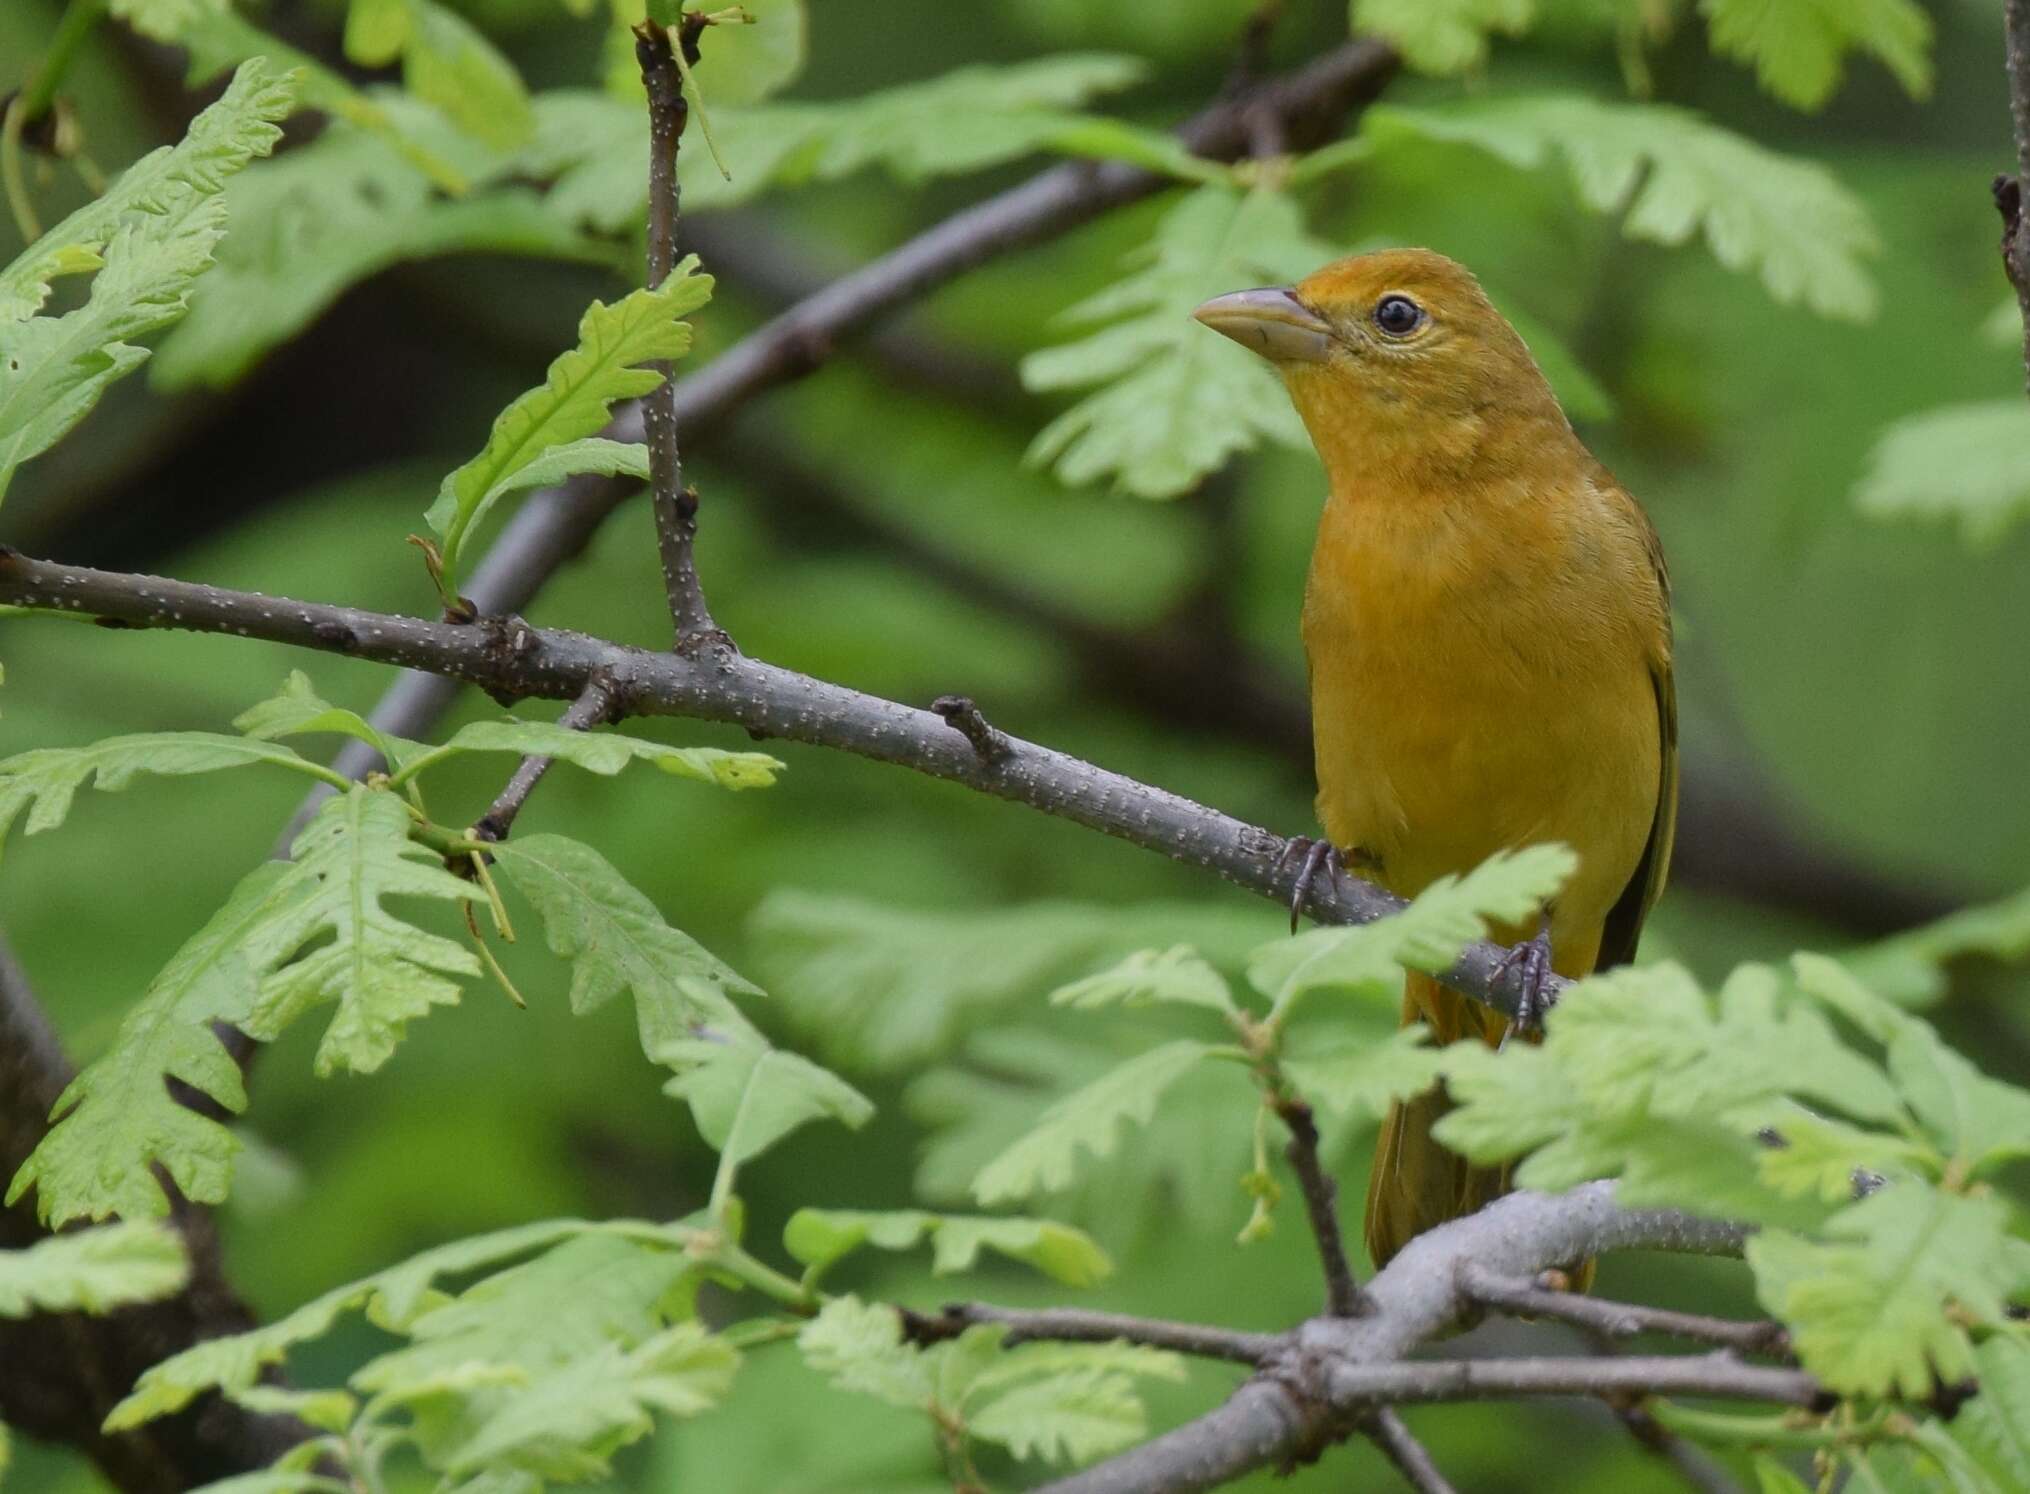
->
(1495, 924, 1556, 1048)
(1278, 837, 1346, 934)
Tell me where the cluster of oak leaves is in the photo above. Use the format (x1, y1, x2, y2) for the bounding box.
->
(2, 0, 2030, 1489)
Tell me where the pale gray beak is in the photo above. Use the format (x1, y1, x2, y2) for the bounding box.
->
(1191, 287, 1334, 364)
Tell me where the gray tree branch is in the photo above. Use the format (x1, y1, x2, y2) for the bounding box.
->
(0, 547, 1559, 1023)
(1032, 1183, 1755, 1494)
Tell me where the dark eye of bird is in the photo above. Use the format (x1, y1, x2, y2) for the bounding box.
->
(1374, 294, 1424, 337)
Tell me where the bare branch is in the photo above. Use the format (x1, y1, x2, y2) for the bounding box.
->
(1365, 1409, 1459, 1494)
(900, 1304, 1277, 1366)
(635, 18, 720, 645)
(472, 676, 620, 842)
(1460, 1265, 1788, 1357)
(1275, 1098, 1366, 1318)
(0, 549, 1557, 1022)
(1321, 1353, 1819, 1410)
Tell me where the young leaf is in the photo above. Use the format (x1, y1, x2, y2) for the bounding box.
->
(0, 1221, 189, 1315)
(656, 1027, 874, 1172)
(1853, 401, 2030, 548)
(1351, 0, 1532, 75)
(426, 262, 713, 598)
(397, 718, 781, 790)
(1702, 0, 1931, 111)
(113, 0, 467, 192)
(0, 61, 294, 500)
(489, 833, 759, 1061)
(1283, 1027, 1445, 1121)
(971, 1040, 1224, 1205)
(1746, 1188, 2030, 1399)
(1023, 184, 1335, 498)
(1249, 844, 1576, 1015)
(781, 1208, 1112, 1287)
(234, 670, 420, 772)
(1050, 946, 1237, 1016)
(1354, 95, 1879, 320)
(242, 788, 482, 1076)
(155, 118, 604, 390)
(398, 0, 534, 150)
(6, 866, 295, 1224)
(0, 59, 293, 324)
(797, 1295, 935, 1409)
(1956, 1335, 2030, 1490)
(107, 1218, 631, 1426)
(0, 733, 326, 863)
(438, 1323, 737, 1478)
(750, 893, 1272, 1073)
(685, 0, 806, 106)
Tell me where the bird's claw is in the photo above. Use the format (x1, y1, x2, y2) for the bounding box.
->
(1279, 837, 1345, 934)
(1496, 925, 1556, 1049)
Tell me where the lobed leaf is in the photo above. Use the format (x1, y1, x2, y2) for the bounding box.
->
(1356, 95, 1879, 320)
(0, 733, 323, 864)
(1023, 184, 1334, 498)
(782, 1208, 1111, 1287)
(0, 1222, 189, 1316)
(243, 788, 482, 1076)
(234, 671, 421, 773)
(401, 718, 780, 790)
(1702, 0, 1931, 111)
(657, 1027, 874, 1172)
(6, 866, 293, 1224)
(1049, 946, 1237, 1016)
(1852, 401, 2030, 549)
(971, 1040, 1225, 1205)
(1284, 1026, 1446, 1122)
(490, 833, 758, 1062)
(0, 61, 294, 500)
(427, 261, 713, 596)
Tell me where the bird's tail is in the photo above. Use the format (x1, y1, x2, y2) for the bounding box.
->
(1362, 970, 1512, 1272)
(1362, 969, 1597, 1293)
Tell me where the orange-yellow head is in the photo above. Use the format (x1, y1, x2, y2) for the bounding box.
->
(1193, 248, 1569, 489)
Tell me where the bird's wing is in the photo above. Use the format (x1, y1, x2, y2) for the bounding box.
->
(1596, 488, 1677, 972)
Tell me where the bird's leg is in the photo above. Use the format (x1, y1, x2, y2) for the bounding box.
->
(1278, 836, 1345, 934)
(1495, 921, 1556, 1048)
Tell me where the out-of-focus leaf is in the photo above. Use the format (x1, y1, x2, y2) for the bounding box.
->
(1023, 184, 1335, 498)
(1353, 95, 1879, 320)
(782, 1208, 1112, 1287)
(1853, 401, 2030, 548)
(686, 0, 806, 106)
(155, 119, 608, 391)
(657, 1026, 874, 1171)
(1702, 0, 1931, 111)
(0, 1222, 188, 1315)
(1352, 0, 1533, 74)
(971, 1040, 1225, 1204)
(427, 260, 712, 597)
(397, 718, 780, 790)
(1049, 946, 1237, 1016)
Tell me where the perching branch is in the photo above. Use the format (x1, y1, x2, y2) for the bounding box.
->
(635, 17, 721, 646)
(1365, 1409, 1458, 1494)
(0, 548, 1563, 1023)
(900, 1304, 1278, 1366)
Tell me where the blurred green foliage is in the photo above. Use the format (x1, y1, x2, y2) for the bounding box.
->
(4, 0, 2030, 1490)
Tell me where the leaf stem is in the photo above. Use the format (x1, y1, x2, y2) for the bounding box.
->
(21, 0, 107, 123)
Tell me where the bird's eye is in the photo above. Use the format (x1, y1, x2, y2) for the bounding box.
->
(1373, 294, 1424, 337)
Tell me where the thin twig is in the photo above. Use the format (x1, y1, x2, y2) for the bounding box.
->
(472, 676, 619, 842)
(635, 18, 720, 646)
(1365, 1409, 1458, 1494)
(900, 1304, 1277, 1366)
(1276, 1098, 1366, 1318)
(0, 549, 1560, 1023)
(1606, 1396, 1747, 1494)
(1321, 1353, 1820, 1411)
(1459, 1265, 1789, 1357)
(2003, 0, 2030, 395)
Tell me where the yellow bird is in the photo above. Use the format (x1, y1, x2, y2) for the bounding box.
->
(1195, 249, 1677, 1269)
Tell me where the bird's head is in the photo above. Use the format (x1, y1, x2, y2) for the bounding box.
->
(1193, 248, 1565, 485)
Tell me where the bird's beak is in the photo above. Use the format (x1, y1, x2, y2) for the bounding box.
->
(1191, 287, 1334, 364)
